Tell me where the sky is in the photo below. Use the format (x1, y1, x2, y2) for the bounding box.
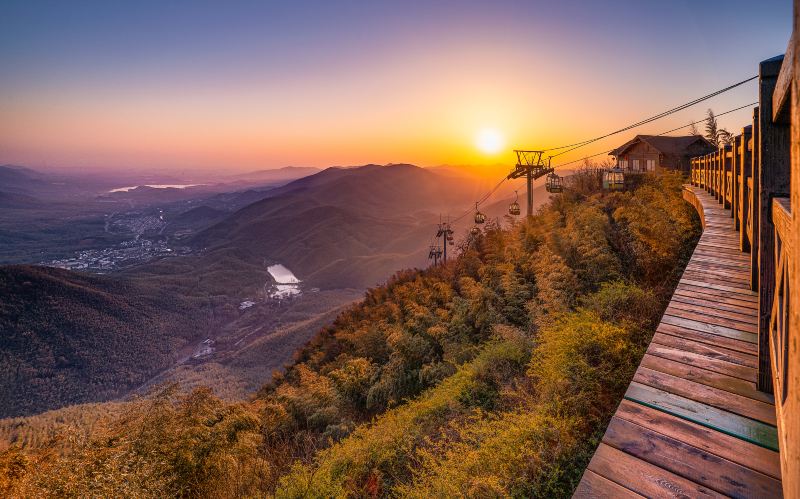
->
(0, 0, 792, 175)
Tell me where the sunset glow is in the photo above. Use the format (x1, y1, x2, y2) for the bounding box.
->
(0, 1, 790, 173)
(476, 128, 505, 155)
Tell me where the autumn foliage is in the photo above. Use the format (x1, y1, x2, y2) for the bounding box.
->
(0, 171, 699, 497)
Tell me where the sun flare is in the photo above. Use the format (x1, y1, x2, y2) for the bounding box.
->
(475, 128, 505, 155)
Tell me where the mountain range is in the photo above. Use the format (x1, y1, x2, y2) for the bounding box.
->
(0, 162, 549, 418)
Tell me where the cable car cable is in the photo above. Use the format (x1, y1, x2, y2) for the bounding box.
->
(540, 75, 757, 154)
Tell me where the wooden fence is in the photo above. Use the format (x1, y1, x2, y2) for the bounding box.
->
(689, 26, 797, 494)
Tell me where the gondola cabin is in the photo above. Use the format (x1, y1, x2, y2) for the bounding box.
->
(602, 168, 625, 191)
(545, 173, 563, 193)
(470, 226, 480, 236)
(508, 191, 521, 215)
(474, 203, 486, 224)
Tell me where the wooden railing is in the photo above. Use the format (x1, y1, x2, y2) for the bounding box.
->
(770, 197, 791, 406)
(688, 36, 796, 495)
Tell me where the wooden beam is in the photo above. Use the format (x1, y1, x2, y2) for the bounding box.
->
(774, 32, 795, 123)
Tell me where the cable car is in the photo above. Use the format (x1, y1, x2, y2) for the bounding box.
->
(474, 202, 486, 224)
(470, 226, 480, 236)
(602, 167, 625, 191)
(508, 191, 521, 216)
(545, 173, 563, 193)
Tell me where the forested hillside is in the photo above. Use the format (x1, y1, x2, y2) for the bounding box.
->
(0, 171, 700, 497)
(0, 266, 207, 417)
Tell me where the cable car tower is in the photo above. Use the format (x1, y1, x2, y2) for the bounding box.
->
(428, 243, 443, 265)
(435, 219, 454, 264)
(507, 150, 554, 217)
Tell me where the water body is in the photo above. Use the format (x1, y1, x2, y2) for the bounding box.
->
(109, 184, 201, 193)
(267, 264, 301, 298)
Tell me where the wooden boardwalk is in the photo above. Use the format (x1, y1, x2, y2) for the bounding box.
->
(574, 186, 783, 498)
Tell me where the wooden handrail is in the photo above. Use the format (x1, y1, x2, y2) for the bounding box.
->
(773, 32, 794, 123)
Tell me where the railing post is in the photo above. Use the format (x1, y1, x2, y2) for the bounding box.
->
(711, 152, 716, 195)
(717, 148, 724, 203)
(732, 137, 740, 221)
(739, 125, 753, 252)
(757, 55, 792, 394)
(724, 144, 732, 209)
(752, 107, 761, 291)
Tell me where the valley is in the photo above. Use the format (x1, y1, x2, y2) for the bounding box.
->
(0, 162, 545, 421)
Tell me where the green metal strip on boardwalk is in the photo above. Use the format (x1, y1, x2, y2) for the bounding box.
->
(624, 382, 778, 452)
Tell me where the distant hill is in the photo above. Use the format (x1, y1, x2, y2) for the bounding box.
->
(0, 190, 40, 208)
(230, 166, 321, 184)
(0, 165, 48, 194)
(192, 164, 490, 289)
(0, 265, 207, 418)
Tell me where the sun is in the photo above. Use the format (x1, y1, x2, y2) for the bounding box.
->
(475, 128, 505, 155)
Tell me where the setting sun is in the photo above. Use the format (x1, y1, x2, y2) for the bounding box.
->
(475, 128, 505, 155)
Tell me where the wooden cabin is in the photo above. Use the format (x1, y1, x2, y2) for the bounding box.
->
(609, 135, 715, 174)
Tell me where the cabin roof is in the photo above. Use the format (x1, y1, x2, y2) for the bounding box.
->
(609, 135, 716, 157)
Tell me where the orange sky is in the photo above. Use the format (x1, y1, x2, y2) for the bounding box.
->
(0, 1, 791, 174)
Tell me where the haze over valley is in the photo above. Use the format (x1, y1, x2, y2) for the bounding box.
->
(0, 161, 548, 418)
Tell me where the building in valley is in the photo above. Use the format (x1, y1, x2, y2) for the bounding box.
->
(609, 134, 716, 173)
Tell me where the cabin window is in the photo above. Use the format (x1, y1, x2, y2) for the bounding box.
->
(632, 159, 640, 171)
(646, 159, 655, 171)
(619, 159, 628, 169)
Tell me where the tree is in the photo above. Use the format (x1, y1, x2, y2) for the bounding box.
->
(717, 128, 733, 146)
(705, 109, 733, 147)
(688, 121, 700, 136)
(705, 109, 720, 146)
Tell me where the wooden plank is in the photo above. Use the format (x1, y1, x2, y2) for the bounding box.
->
(672, 287, 758, 310)
(692, 240, 749, 252)
(624, 382, 778, 451)
(663, 305, 757, 334)
(695, 240, 742, 251)
(690, 250, 751, 264)
(615, 400, 781, 480)
(681, 271, 751, 289)
(586, 443, 722, 498)
(693, 245, 751, 258)
(660, 315, 757, 343)
(657, 323, 758, 355)
(651, 332, 757, 368)
(667, 298, 756, 322)
(678, 279, 758, 299)
(647, 342, 758, 382)
(640, 353, 770, 406)
(684, 264, 751, 280)
(687, 255, 751, 270)
(633, 367, 777, 425)
(679, 278, 759, 297)
(674, 286, 758, 305)
(603, 416, 783, 498)
(772, 32, 794, 122)
(573, 470, 644, 499)
(684, 262, 751, 277)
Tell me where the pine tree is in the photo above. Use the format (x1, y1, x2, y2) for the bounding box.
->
(705, 109, 719, 147)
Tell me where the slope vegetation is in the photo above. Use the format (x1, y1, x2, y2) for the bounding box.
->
(0, 171, 700, 497)
(193, 164, 498, 289)
(0, 265, 206, 418)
